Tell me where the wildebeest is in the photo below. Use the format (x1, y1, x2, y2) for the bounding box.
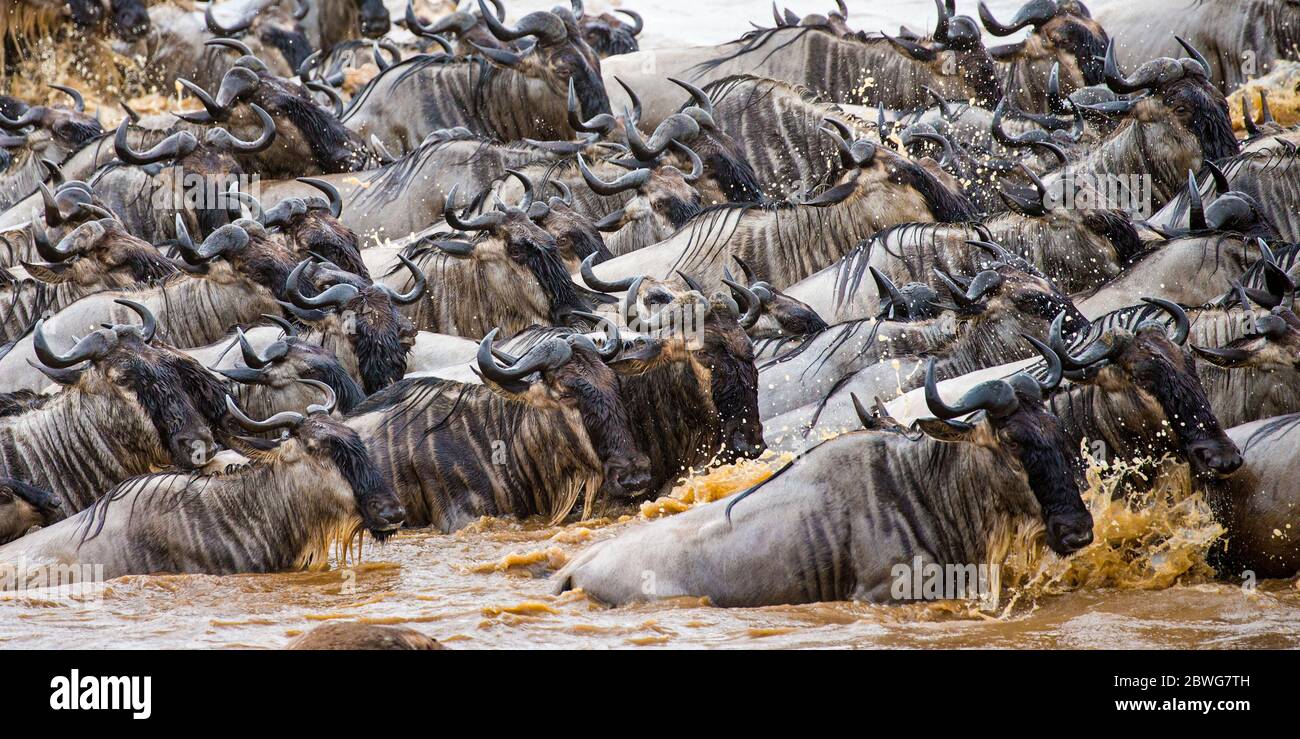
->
(1204, 412, 1300, 578)
(0, 382, 407, 582)
(554, 338, 1094, 607)
(365, 189, 598, 338)
(93, 107, 277, 242)
(0, 301, 227, 531)
(345, 328, 652, 530)
(582, 130, 976, 293)
(1095, 0, 1300, 91)
(0, 477, 62, 544)
(0, 85, 103, 210)
(1044, 301, 1244, 480)
(978, 0, 1110, 113)
(0, 216, 177, 342)
(603, 1, 1004, 123)
(342, 1, 610, 153)
(1040, 43, 1238, 215)
(173, 53, 372, 176)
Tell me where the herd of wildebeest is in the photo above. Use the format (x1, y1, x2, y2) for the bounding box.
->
(0, 0, 1296, 610)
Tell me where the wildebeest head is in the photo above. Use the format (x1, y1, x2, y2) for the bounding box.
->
(474, 0, 611, 121)
(1174, 168, 1278, 241)
(113, 108, 276, 236)
(0, 478, 64, 544)
(218, 318, 367, 415)
(609, 271, 766, 461)
(477, 328, 652, 498)
(724, 254, 828, 337)
(237, 179, 368, 278)
(576, 7, 642, 57)
(32, 300, 228, 471)
(434, 185, 595, 326)
(499, 171, 609, 268)
(577, 144, 703, 237)
(0, 85, 103, 152)
(109, 0, 151, 41)
(1091, 41, 1239, 163)
(23, 217, 178, 288)
(177, 57, 367, 174)
(282, 258, 423, 393)
(354, 0, 392, 37)
(225, 382, 405, 539)
(205, 1, 314, 71)
(173, 218, 301, 300)
(919, 337, 1094, 555)
(1049, 299, 1244, 478)
(820, 128, 977, 223)
(879, 0, 1002, 108)
(929, 242, 1089, 359)
(1193, 306, 1300, 373)
(980, 0, 1109, 98)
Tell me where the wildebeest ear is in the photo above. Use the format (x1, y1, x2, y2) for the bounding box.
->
(915, 417, 981, 443)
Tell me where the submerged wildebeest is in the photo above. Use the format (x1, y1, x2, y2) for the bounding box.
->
(1203, 411, 1300, 579)
(343, 1, 610, 153)
(345, 328, 653, 531)
(0, 301, 228, 539)
(0, 477, 63, 544)
(1043, 301, 1244, 481)
(554, 338, 1095, 607)
(0, 382, 407, 582)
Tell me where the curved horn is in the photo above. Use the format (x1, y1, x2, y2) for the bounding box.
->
(205, 3, 255, 36)
(49, 84, 85, 113)
(668, 77, 714, 119)
(668, 140, 704, 183)
(580, 253, 635, 292)
(378, 253, 427, 305)
(1049, 310, 1120, 369)
(34, 321, 114, 369)
(978, 0, 1055, 36)
(504, 169, 536, 211)
(114, 298, 157, 342)
(236, 328, 284, 369)
(174, 78, 227, 124)
(442, 185, 506, 231)
(1023, 334, 1062, 392)
(297, 177, 342, 218)
(722, 277, 762, 329)
(1103, 40, 1159, 93)
(616, 9, 643, 35)
(114, 120, 197, 165)
(924, 358, 1019, 419)
(306, 81, 344, 118)
(216, 103, 277, 153)
(286, 259, 360, 309)
(1175, 35, 1211, 77)
(302, 379, 337, 415)
(1206, 161, 1229, 196)
(1141, 297, 1190, 345)
(577, 153, 650, 196)
(225, 395, 304, 432)
(479, 0, 567, 44)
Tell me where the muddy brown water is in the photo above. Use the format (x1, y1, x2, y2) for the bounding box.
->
(3, 455, 1298, 649)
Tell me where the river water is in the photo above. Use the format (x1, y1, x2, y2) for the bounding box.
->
(3, 0, 1299, 649)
